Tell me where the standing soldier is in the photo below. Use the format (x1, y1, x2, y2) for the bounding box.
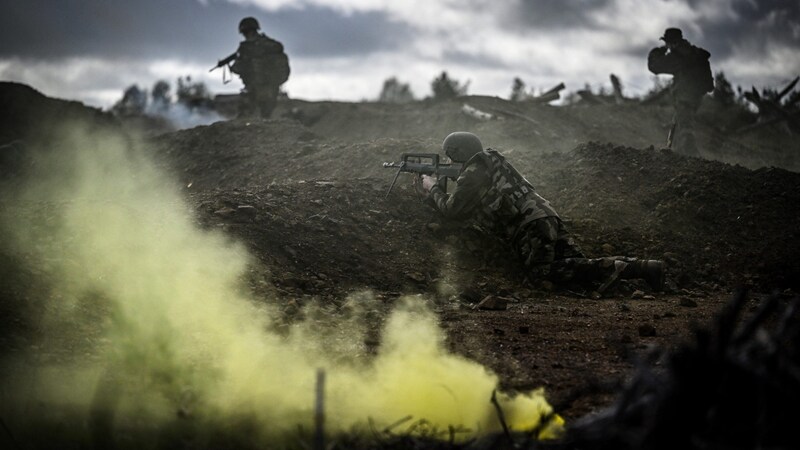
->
(648, 28, 714, 157)
(229, 17, 290, 119)
(419, 132, 666, 295)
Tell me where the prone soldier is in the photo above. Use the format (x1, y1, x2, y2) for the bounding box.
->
(418, 132, 665, 295)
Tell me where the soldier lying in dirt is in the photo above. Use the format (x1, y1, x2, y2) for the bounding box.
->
(418, 132, 665, 295)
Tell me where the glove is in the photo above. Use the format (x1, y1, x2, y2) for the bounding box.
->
(421, 174, 438, 192)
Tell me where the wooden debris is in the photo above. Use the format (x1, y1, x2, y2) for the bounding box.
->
(483, 106, 540, 126)
(476, 295, 508, 310)
(610, 74, 625, 104)
(737, 77, 800, 134)
(734, 110, 800, 135)
(461, 103, 495, 121)
(531, 82, 566, 104)
(314, 369, 325, 450)
(490, 390, 513, 443)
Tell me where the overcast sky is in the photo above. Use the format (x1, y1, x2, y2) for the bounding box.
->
(1, 0, 798, 108)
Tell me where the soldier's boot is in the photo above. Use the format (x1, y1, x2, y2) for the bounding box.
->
(621, 259, 665, 291)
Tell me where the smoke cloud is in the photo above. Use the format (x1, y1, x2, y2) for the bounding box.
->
(0, 123, 558, 446)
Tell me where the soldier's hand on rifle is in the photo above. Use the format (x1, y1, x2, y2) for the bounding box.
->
(421, 175, 438, 192)
(412, 174, 433, 198)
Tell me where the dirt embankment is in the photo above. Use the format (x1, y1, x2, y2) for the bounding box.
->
(2, 82, 799, 429)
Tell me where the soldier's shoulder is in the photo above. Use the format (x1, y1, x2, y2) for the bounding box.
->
(256, 34, 285, 51)
(694, 45, 711, 59)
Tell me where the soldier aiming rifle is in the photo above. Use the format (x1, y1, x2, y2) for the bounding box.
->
(413, 132, 666, 295)
(212, 17, 291, 119)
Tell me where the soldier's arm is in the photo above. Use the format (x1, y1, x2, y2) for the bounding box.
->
(428, 163, 487, 219)
(647, 47, 679, 75)
(230, 42, 249, 74)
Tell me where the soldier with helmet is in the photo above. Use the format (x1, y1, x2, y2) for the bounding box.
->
(648, 27, 714, 157)
(419, 132, 665, 294)
(229, 17, 290, 119)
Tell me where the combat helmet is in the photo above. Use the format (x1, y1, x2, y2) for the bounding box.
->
(660, 28, 683, 44)
(239, 17, 260, 33)
(442, 132, 483, 162)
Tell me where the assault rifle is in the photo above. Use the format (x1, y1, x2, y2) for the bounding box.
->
(210, 52, 237, 71)
(382, 153, 462, 199)
(209, 52, 237, 83)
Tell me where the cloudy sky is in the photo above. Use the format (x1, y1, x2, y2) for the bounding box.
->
(1, 0, 798, 108)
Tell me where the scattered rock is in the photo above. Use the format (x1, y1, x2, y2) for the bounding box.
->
(638, 324, 657, 337)
(459, 288, 483, 303)
(679, 297, 698, 308)
(477, 295, 508, 311)
(213, 206, 236, 217)
(406, 272, 426, 283)
(426, 222, 441, 232)
(282, 245, 297, 259)
(631, 290, 645, 299)
(236, 205, 257, 221)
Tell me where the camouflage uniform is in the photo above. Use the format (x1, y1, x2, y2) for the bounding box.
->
(231, 33, 285, 119)
(648, 39, 713, 156)
(429, 149, 632, 288)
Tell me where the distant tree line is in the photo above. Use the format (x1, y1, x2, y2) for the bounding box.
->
(377, 71, 471, 103)
(111, 76, 214, 116)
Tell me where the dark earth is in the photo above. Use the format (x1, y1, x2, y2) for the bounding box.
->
(1, 81, 799, 445)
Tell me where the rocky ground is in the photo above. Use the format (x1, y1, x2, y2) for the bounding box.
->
(1, 82, 799, 447)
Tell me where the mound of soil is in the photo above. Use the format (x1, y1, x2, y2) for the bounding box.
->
(154, 118, 800, 292)
(2, 82, 799, 428)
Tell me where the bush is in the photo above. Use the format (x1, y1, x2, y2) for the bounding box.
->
(378, 77, 415, 103)
(430, 71, 469, 100)
(510, 77, 529, 102)
(111, 85, 147, 116)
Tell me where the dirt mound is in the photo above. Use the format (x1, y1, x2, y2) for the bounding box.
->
(530, 143, 800, 289)
(152, 116, 800, 290)
(0, 82, 114, 145)
(2, 83, 800, 438)
(280, 95, 800, 172)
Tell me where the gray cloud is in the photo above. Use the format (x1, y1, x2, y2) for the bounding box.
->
(603, 0, 799, 86)
(698, 0, 800, 59)
(0, 0, 797, 106)
(439, 48, 513, 71)
(502, 0, 613, 31)
(277, 7, 413, 57)
(0, 0, 412, 62)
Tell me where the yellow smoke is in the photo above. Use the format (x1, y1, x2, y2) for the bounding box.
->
(0, 123, 559, 446)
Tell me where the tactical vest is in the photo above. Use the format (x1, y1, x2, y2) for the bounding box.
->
(234, 34, 290, 86)
(471, 149, 558, 237)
